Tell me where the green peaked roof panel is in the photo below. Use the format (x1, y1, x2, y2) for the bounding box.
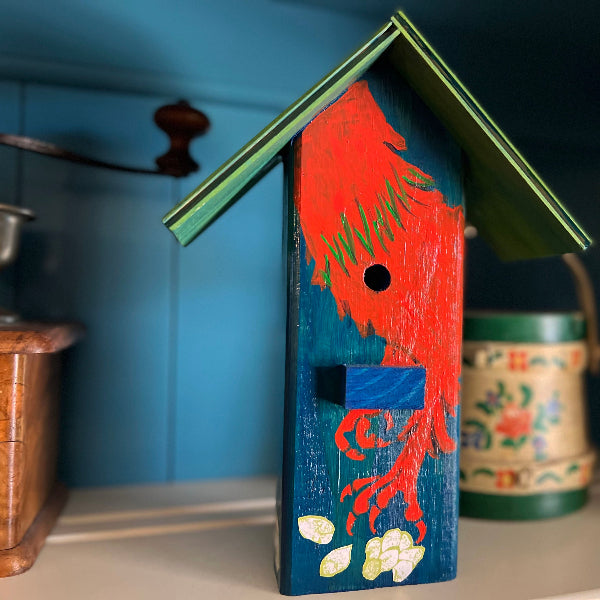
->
(163, 12, 591, 260)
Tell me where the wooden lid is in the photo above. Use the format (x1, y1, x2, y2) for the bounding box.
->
(0, 322, 84, 354)
(463, 311, 586, 343)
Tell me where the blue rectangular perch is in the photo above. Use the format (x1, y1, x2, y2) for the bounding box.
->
(317, 365, 426, 410)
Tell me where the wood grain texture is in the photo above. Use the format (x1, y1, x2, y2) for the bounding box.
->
(0, 323, 78, 556)
(0, 352, 62, 550)
(317, 366, 426, 410)
(0, 354, 25, 442)
(0, 483, 67, 577)
(278, 67, 464, 595)
(0, 322, 84, 354)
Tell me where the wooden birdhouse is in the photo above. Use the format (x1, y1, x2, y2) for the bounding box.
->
(162, 12, 590, 596)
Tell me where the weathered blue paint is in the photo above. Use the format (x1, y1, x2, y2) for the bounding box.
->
(279, 238, 459, 594)
(317, 365, 426, 410)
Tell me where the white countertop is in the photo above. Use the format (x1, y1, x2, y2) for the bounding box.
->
(1, 476, 599, 600)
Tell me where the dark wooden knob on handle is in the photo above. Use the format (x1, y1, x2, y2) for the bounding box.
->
(154, 100, 210, 177)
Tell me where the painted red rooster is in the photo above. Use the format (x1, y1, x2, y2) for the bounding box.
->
(294, 80, 464, 543)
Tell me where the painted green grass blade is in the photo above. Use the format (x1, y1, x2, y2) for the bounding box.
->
(339, 214, 357, 264)
(385, 179, 399, 212)
(402, 174, 435, 191)
(407, 167, 435, 188)
(375, 204, 394, 241)
(321, 234, 349, 275)
(372, 220, 389, 253)
(333, 237, 348, 273)
(384, 180, 403, 228)
(341, 214, 355, 250)
(319, 254, 332, 287)
(338, 232, 357, 264)
(392, 167, 412, 210)
(354, 202, 375, 256)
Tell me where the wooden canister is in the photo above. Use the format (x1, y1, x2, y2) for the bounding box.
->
(460, 311, 595, 519)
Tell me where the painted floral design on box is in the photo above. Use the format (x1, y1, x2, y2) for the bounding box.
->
(461, 382, 562, 464)
(462, 345, 585, 372)
(459, 456, 594, 492)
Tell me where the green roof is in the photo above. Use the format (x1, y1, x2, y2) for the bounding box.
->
(163, 12, 591, 260)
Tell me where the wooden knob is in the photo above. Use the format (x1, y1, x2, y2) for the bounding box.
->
(154, 101, 210, 177)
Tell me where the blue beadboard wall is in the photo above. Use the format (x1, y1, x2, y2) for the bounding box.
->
(0, 1, 380, 486)
(18, 87, 177, 484)
(5, 84, 290, 486)
(0, 1, 597, 486)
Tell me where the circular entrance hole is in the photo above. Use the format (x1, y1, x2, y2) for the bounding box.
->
(364, 264, 391, 292)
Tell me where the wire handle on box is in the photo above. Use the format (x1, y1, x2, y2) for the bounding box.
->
(562, 253, 600, 375)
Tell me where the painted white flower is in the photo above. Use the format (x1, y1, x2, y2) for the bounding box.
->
(298, 515, 335, 544)
(320, 544, 353, 577)
(362, 528, 425, 583)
